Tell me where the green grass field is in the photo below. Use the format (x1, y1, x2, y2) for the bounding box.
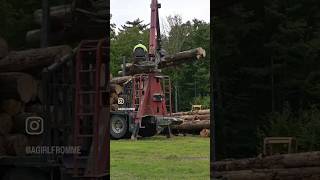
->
(110, 135, 210, 180)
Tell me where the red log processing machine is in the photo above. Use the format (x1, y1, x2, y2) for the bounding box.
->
(110, 0, 183, 139)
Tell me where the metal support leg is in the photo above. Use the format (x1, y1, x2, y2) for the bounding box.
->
(166, 125, 172, 138)
(131, 122, 139, 140)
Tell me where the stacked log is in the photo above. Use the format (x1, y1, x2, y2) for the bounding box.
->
(212, 152, 320, 179)
(200, 129, 210, 137)
(171, 109, 210, 134)
(0, 45, 72, 73)
(109, 76, 131, 111)
(0, 45, 72, 156)
(26, 0, 107, 46)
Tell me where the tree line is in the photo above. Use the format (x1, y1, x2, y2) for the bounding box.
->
(214, 0, 320, 159)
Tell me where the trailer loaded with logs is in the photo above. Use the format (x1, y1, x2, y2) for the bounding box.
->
(0, 39, 109, 180)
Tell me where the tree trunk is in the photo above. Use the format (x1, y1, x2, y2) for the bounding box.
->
(178, 114, 210, 121)
(0, 45, 72, 73)
(0, 72, 38, 103)
(172, 109, 210, 116)
(120, 48, 206, 75)
(110, 84, 123, 95)
(0, 99, 23, 116)
(110, 93, 118, 104)
(111, 104, 118, 111)
(200, 129, 210, 137)
(159, 47, 206, 68)
(171, 120, 210, 130)
(33, 4, 72, 25)
(214, 167, 320, 180)
(6, 134, 28, 156)
(110, 76, 132, 84)
(0, 113, 13, 135)
(213, 151, 320, 172)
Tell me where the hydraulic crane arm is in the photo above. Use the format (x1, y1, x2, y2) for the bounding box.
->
(149, 0, 161, 61)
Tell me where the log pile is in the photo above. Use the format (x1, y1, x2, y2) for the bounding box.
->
(109, 76, 132, 111)
(26, 0, 107, 46)
(171, 109, 210, 135)
(0, 44, 72, 156)
(212, 151, 320, 179)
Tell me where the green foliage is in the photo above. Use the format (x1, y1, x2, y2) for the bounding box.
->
(162, 16, 210, 111)
(215, 0, 320, 158)
(0, 0, 67, 48)
(110, 18, 149, 75)
(192, 96, 210, 109)
(0, 0, 40, 48)
(259, 104, 320, 152)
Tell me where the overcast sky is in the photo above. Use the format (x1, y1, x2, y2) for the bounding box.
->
(110, 0, 210, 31)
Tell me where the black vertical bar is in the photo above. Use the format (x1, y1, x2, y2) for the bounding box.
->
(41, 0, 49, 47)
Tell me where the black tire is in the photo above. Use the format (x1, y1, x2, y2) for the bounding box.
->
(138, 122, 157, 137)
(110, 115, 128, 139)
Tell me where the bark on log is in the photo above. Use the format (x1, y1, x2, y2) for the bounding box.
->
(178, 114, 210, 121)
(0, 99, 23, 116)
(110, 93, 118, 104)
(172, 109, 210, 116)
(159, 47, 206, 68)
(0, 72, 38, 103)
(110, 84, 123, 95)
(110, 76, 132, 84)
(171, 120, 210, 130)
(33, 4, 72, 25)
(200, 129, 210, 137)
(111, 104, 118, 111)
(213, 151, 320, 172)
(0, 45, 72, 73)
(25, 29, 67, 47)
(0, 113, 12, 135)
(120, 48, 206, 75)
(214, 167, 320, 180)
(0, 37, 8, 59)
(25, 29, 41, 46)
(6, 134, 28, 156)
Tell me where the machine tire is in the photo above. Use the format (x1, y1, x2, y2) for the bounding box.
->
(110, 115, 128, 139)
(138, 118, 157, 137)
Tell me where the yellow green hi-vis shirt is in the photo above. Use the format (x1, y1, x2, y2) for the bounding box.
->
(133, 44, 148, 52)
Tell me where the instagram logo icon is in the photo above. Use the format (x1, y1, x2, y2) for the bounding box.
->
(25, 116, 44, 135)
